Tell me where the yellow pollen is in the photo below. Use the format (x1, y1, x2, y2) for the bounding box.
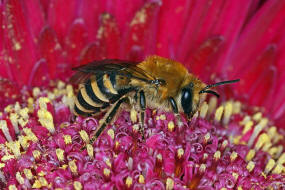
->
(4, 105, 13, 113)
(237, 187, 243, 190)
(130, 108, 138, 123)
(203, 153, 208, 160)
(69, 160, 78, 174)
(232, 172, 239, 180)
(262, 142, 272, 152)
(105, 158, 112, 168)
(265, 159, 275, 174)
(155, 116, 160, 120)
(60, 164, 68, 169)
(32, 87, 41, 97)
(223, 102, 233, 125)
(14, 102, 21, 112)
(39, 177, 48, 187)
(23, 128, 38, 142)
(268, 146, 279, 158)
(208, 96, 217, 116)
(0, 120, 12, 142)
(0, 163, 5, 168)
(38, 171, 45, 177)
(248, 118, 268, 147)
(19, 108, 29, 120)
(214, 151, 221, 161)
(74, 181, 83, 190)
(221, 140, 228, 149)
(255, 133, 270, 150)
(242, 121, 253, 135)
(246, 161, 255, 172)
(6, 141, 21, 158)
(23, 169, 33, 180)
(252, 112, 262, 121)
(168, 121, 175, 132)
(214, 106, 224, 122)
(230, 151, 238, 162)
(32, 150, 41, 159)
(233, 101, 241, 114)
(220, 188, 227, 190)
(37, 108, 55, 133)
(272, 164, 283, 174)
(33, 179, 42, 188)
(200, 102, 208, 118)
(1, 155, 15, 161)
(86, 144, 94, 159)
(27, 97, 34, 112)
(204, 133, 211, 143)
(160, 114, 166, 120)
(177, 148, 184, 159)
(79, 130, 89, 143)
(56, 148, 65, 162)
(199, 164, 206, 173)
(138, 175, 145, 184)
(38, 97, 50, 109)
(57, 81, 65, 89)
(107, 129, 115, 140)
(16, 172, 24, 184)
(125, 176, 133, 188)
(66, 85, 74, 97)
(156, 153, 162, 161)
(103, 168, 111, 177)
(8, 185, 17, 190)
(9, 113, 19, 134)
(277, 153, 285, 165)
(166, 177, 174, 190)
(64, 135, 72, 144)
(246, 149, 256, 162)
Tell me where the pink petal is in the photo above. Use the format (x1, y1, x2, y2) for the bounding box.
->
(122, 2, 161, 61)
(79, 42, 105, 65)
(64, 18, 88, 67)
(3, 0, 38, 85)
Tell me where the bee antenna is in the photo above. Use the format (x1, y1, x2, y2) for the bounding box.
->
(200, 79, 240, 92)
(199, 90, 220, 98)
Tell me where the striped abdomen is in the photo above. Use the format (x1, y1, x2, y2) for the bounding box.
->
(74, 73, 122, 116)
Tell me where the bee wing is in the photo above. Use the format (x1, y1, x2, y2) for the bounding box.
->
(70, 59, 156, 84)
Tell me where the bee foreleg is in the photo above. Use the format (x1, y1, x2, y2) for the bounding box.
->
(139, 90, 146, 139)
(169, 97, 183, 127)
(89, 96, 128, 144)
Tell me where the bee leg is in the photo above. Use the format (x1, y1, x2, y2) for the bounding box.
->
(169, 97, 183, 127)
(139, 90, 146, 139)
(89, 96, 128, 145)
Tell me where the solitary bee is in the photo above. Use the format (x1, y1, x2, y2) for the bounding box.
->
(71, 55, 239, 143)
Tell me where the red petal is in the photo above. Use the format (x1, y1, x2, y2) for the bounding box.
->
(28, 59, 50, 86)
(96, 14, 120, 59)
(122, 2, 161, 61)
(47, 0, 79, 43)
(3, 0, 38, 85)
(39, 27, 67, 78)
(0, 79, 20, 109)
(79, 43, 105, 65)
(39, 0, 50, 17)
(64, 18, 88, 67)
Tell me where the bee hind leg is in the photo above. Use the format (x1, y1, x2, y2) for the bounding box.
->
(139, 90, 146, 140)
(89, 96, 128, 145)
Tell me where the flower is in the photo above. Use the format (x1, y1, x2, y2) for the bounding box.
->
(0, 0, 285, 189)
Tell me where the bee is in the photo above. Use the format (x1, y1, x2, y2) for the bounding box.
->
(71, 55, 239, 143)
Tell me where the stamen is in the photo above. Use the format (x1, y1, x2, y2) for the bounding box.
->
(199, 164, 206, 173)
(230, 151, 238, 162)
(200, 102, 208, 118)
(242, 121, 253, 135)
(246, 161, 255, 172)
(168, 121, 175, 132)
(255, 133, 270, 150)
(245, 149, 256, 162)
(16, 172, 24, 185)
(23, 128, 38, 142)
(177, 148, 184, 159)
(32, 87, 41, 97)
(0, 170, 6, 184)
(248, 118, 268, 147)
(232, 172, 239, 180)
(166, 177, 174, 190)
(138, 175, 145, 184)
(6, 141, 21, 158)
(214, 106, 224, 122)
(79, 130, 89, 143)
(223, 102, 232, 125)
(232, 101, 241, 114)
(32, 150, 41, 160)
(208, 96, 217, 116)
(203, 133, 211, 144)
(125, 176, 133, 188)
(32, 180, 42, 188)
(0, 120, 13, 142)
(39, 177, 48, 187)
(9, 113, 20, 134)
(221, 140, 228, 150)
(56, 148, 65, 162)
(276, 153, 285, 165)
(23, 169, 33, 180)
(252, 112, 262, 122)
(107, 129, 115, 140)
(160, 114, 166, 120)
(86, 144, 94, 159)
(130, 108, 138, 123)
(105, 158, 112, 168)
(74, 181, 83, 190)
(64, 135, 72, 145)
(103, 168, 111, 177)
(69, 160, 78, 174)
(214, 151, 221, 161)
(272, 164, 283, 174)
(264, 158, 275, 174)
(37, 108, 55, 133)
(8, 185, 17, 190)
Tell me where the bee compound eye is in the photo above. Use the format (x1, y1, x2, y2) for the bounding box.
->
(181, 88, 193, 116)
